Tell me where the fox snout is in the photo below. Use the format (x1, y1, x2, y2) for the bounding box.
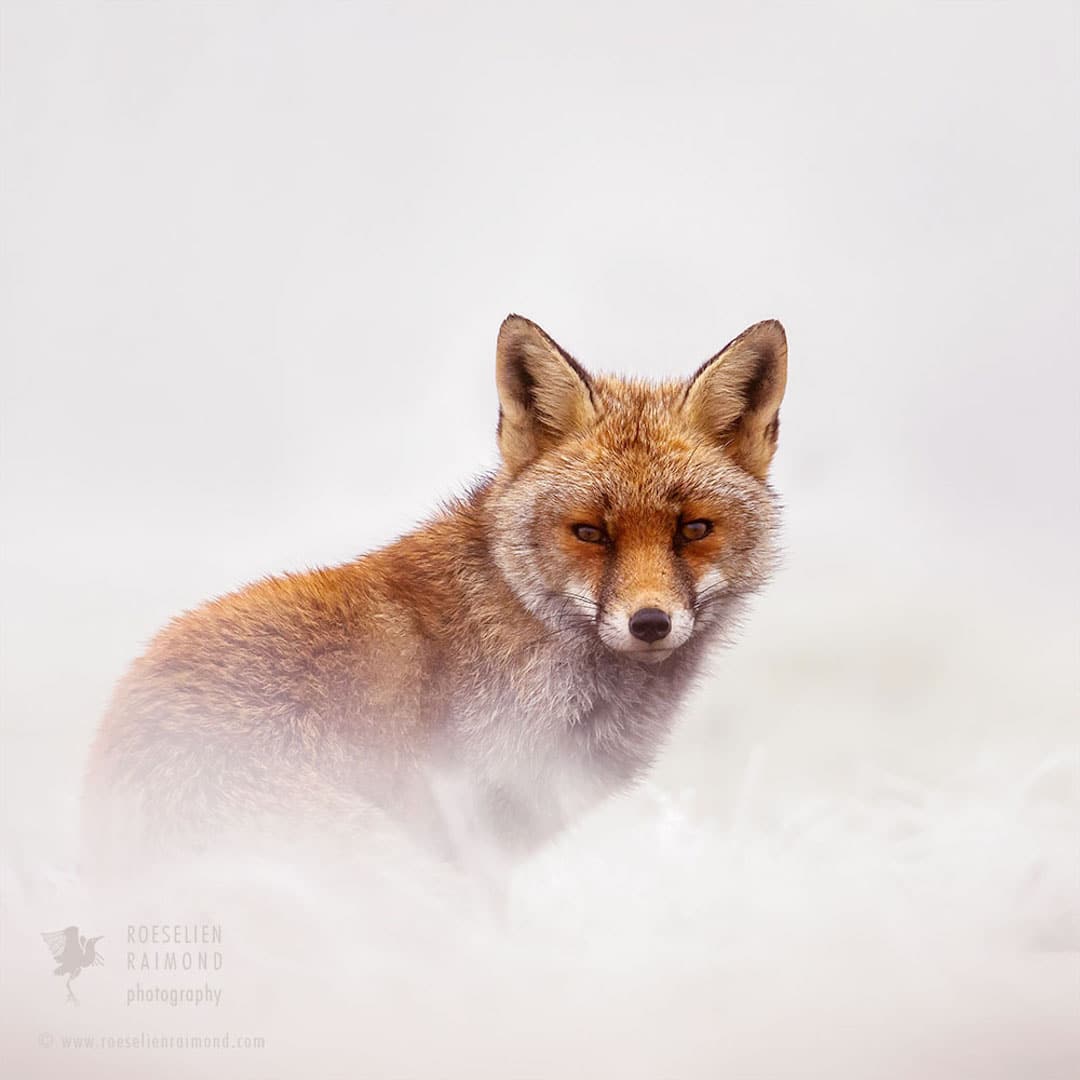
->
(597, 596, 696, 661)
(628, 607, 671, 643)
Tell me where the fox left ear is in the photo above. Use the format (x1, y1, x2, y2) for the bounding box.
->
(495, 314, 596, 472)
(683, 319, 788, 479)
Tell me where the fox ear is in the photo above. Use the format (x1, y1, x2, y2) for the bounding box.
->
(683, 319, 788, 479)
(495, 314, 596, 471)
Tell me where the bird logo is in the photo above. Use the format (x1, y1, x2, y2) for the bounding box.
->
(41, 926, 104, 1005)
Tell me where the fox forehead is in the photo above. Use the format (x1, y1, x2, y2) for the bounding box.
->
(587, 375, 697, 447)
(521, 380, 760, 516)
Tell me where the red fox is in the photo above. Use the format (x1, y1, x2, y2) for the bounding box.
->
(83, 315, 787, 875)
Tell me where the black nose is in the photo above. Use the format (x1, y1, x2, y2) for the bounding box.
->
(628, 607, 671, 643)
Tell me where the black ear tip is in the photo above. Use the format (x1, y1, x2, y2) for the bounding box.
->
(753, 318, 787, 342)
(498, 313, 537, 347)
(500, 312, 532, 332)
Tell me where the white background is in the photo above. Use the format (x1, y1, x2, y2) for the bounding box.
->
(1, 3, 1077, 1078)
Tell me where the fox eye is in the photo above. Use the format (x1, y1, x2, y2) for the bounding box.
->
(573, 524, 607, 544)
(680, 519, 712, 542)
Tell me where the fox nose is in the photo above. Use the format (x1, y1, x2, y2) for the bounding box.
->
(628, 607, 671, 643)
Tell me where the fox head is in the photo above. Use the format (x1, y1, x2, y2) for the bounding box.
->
(489, 314, 787, 663)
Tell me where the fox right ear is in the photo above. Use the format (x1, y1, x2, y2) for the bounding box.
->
(495, 315, 596, 472)
(683, 319, 788, 480)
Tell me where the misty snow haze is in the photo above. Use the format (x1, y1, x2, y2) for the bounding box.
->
(1, 3, 1077, 1078)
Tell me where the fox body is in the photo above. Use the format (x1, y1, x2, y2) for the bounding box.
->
(83, 316, 787, 873)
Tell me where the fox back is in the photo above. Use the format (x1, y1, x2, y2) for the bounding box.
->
(83, 315, 788, 876)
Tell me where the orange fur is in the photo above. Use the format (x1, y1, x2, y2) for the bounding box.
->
(83, 315, 788, 874)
